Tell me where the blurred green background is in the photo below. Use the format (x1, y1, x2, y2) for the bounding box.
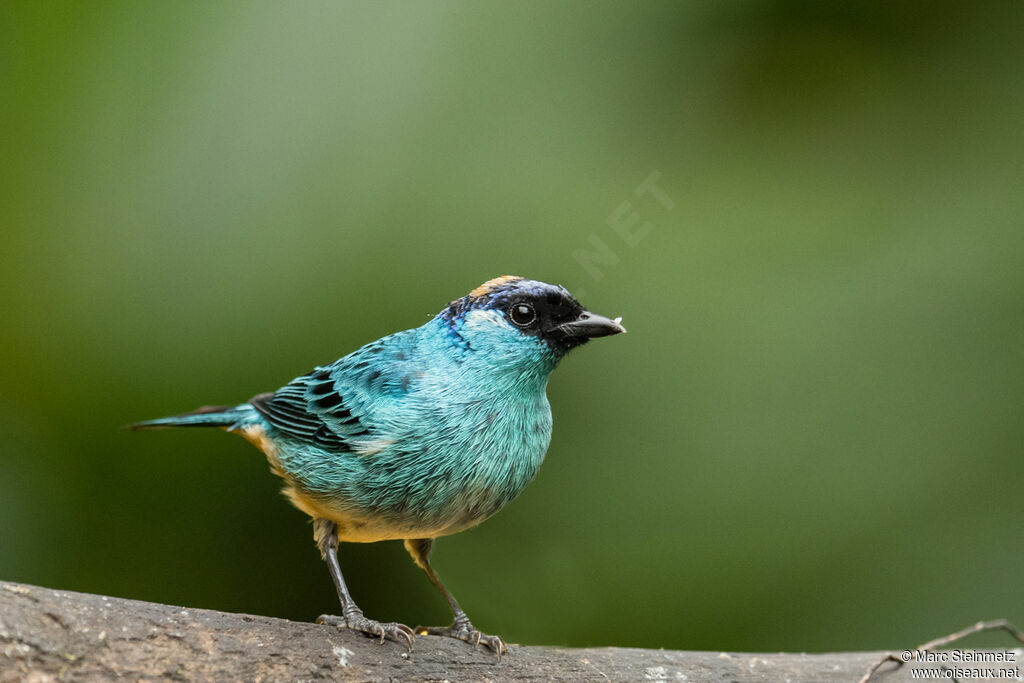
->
(2, 1, 1022, 653)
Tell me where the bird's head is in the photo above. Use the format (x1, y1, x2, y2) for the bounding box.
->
(437, 276, 625, 373)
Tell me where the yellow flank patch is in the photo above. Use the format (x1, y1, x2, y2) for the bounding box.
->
(236, 424, 287, 479)
(470, 275, 522, 299)
(284, 485, 456, 543)
(233, 424, 463, 543)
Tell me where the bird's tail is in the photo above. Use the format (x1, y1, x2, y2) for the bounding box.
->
(126, 405, 250, 431)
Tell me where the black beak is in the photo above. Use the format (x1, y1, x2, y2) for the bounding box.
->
(555, 310, 627, 339)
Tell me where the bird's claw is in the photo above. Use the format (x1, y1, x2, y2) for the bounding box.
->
(318, 613, 415, 651)
(416, 621, 508, 658)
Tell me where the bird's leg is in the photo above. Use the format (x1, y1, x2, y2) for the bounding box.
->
(313, 518, 414, 650)
(404, 538, 508, 657)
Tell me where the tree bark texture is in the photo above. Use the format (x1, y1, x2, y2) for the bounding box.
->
(1, 580, 1013, 681)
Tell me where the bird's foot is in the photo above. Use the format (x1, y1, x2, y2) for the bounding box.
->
(416, 618, 508, 658)
(318, 612, 414, 651)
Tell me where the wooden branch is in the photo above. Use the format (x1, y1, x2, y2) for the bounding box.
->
(0, 580, 1012, 681)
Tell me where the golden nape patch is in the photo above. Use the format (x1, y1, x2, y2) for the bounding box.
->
(470, 275, 523, 299)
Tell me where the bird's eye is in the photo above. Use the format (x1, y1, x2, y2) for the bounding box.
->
(508, 303, 536, 327)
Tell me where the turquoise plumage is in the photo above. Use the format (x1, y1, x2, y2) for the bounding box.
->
(131, 276, 625, 655)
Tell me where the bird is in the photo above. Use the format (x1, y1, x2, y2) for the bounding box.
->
(130, 275, 625, 655)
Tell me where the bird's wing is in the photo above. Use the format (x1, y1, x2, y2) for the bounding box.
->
(249, 330, 420, 452)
